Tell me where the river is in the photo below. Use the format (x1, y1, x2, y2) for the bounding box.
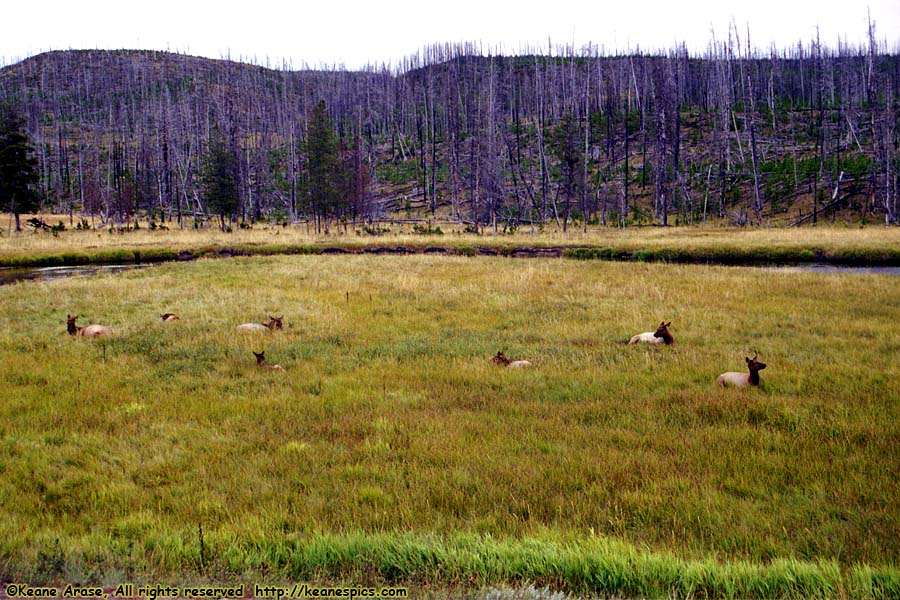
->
(1, 259, 898, 286)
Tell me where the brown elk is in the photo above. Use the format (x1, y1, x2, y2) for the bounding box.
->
(66, 314, 112, 338)
(628, 321, 674, 345)
(717, 353, 767, 387)
(160, 313, 180, 322)
(237, 315, 283, 332)
(253, 351, 285, 371)
(491, 351, 532, 368)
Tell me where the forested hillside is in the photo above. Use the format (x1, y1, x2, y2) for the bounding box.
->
(1, 32, 898, 230)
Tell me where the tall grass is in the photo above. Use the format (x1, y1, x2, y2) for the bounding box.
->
(7, 530, 898, 598)
(1, 223, 899, 267)
(0, 255, 898, 596)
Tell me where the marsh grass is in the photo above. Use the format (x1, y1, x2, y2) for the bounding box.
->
(1, 222, 900, 267)
(0, 255, 898, 597)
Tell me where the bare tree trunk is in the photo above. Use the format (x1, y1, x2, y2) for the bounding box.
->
(747, 76, 763, 223)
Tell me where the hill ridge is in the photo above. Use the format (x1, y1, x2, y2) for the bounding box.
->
(1, 47, 898, 227)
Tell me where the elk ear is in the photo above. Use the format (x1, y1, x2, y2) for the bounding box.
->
(666, 321, 672, 327)
(745, 357, 751, 364)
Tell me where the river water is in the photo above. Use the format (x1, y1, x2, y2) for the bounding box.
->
(0, 264, 156, 285)
(762, 264, 900, 276)
(1, 260, 898, 286)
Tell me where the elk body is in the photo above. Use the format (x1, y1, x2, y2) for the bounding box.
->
(717, 354, 767, 387)
(237, 315, 283, 332)
(253, 351, 285, 371)
(628, 321, 674, 345)
(160, 313, 179, 322)
(66, 314, 112, 338)
(492, 351, 532, 368)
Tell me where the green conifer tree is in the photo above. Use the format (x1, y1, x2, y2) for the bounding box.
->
(304, 100, 341, 231)
(200, 128, 240, 231)
(0, 102, 40, 233)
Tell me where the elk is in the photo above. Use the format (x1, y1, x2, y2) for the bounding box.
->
(253, 351, 285, 371)
(160, 313, 180, 322)
(628, 321, 674, 345)
(717, 353, 767, 387)
(66, 314, 112, 338)
(491, 351, 532, 368)
(237, 315, 283, 332)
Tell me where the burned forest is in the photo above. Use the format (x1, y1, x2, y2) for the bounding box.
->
(1, 30, 898, 231)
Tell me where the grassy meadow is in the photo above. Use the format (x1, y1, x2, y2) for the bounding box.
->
(2, 220, 900, 267)
(0, 252, 899, 597)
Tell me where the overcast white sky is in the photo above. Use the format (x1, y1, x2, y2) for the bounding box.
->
(2, 0, 898, 69)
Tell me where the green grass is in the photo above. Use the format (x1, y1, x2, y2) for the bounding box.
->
(0, 255, 898, 597)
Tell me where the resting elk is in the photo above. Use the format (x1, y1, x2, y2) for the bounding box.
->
(160, 313, 180, 322)
(628, 321, 674, 345)
(237, 315, 283, 332)
(66, 314, 112, 338)
(717, 353, 767, 387)
(491, 351, 532, 368)
(253, 351, 285, 371)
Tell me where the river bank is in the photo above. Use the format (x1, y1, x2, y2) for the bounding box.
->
(1, 239, 899, 270)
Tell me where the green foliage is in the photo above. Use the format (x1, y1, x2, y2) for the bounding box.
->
(550, 113, 584, 198)
(377, 160, 418, 185)
(563, 247, 623, 260)
(303, 100, 341, 221)
(759, 153, 874, 199)
(839, 154, 873, 179)
(361, 225, 391, 236)
(412, 222, 443, 235)
(200, 128, 240, 230)
(548, 113, 587, 229)
(589, 111, 607, 140)
(262, 208, 288, 225)
(0, 102, 41, 228)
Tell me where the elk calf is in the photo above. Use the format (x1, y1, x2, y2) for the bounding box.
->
(628, 321, 674, 345)
(66, 314, 112, 338)
(237, 315, 283, 332)
(492, 351, 532, 368)
(717, 353, 767, 387)
(253, 351, 285, 371)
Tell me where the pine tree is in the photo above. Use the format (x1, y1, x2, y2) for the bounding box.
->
(0, 102, 40, 233)
(304, 100, 341, 232)
(550, 112, 584, 232)
(200, 128, 240, 231)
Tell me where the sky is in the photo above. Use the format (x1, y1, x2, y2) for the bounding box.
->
(2, 0, 898, 70)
